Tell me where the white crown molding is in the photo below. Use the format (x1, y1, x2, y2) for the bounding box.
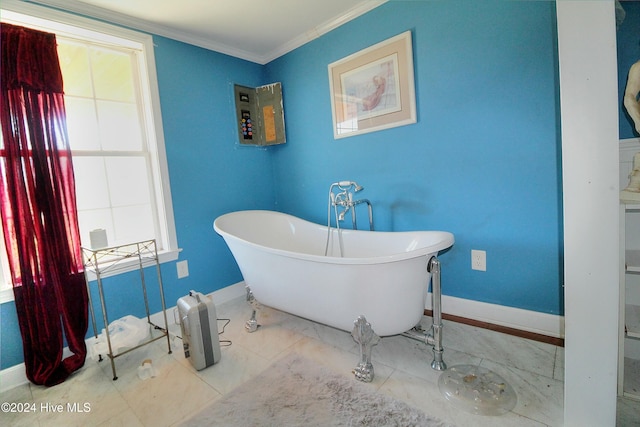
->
(17, 0, 261, 61)
(262, 0, 387, 64)
(18, 0, 387, 64)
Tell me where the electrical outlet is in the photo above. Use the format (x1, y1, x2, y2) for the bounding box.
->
(177, 260, 189, 278)
(471, 250, 486, 271)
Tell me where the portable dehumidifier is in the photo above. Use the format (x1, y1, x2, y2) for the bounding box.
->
(176, 291, 221, 370)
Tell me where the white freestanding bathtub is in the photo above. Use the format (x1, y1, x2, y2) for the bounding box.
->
(213, 210, 454, 337)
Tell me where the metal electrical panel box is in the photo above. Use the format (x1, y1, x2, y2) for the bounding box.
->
(234, 83, 286, 146)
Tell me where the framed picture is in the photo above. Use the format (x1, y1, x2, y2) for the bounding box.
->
(328, 31, 416, 139)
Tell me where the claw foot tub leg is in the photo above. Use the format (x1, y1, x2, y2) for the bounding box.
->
(245, 286, 260, 332)
(351, 315, 380, 382)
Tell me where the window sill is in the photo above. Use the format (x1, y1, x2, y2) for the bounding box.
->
(0, 248, 181, 304)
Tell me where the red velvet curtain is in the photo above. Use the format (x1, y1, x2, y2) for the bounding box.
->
(0, 23, 88, 386)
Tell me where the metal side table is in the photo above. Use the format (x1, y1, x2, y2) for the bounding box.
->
(83, 239, 172, 380)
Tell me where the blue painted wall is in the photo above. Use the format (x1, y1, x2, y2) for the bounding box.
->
(79, 39, 278, 325)
(267, 0, 563, 314)
(153, 37, 275, 306)
(1, 0, 565, 370)
(0, 39, 273, 370)
(618, 1, 640, 139)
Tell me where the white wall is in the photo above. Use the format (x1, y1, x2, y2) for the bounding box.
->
(557, 1, 620, 426)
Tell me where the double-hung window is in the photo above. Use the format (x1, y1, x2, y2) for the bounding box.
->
(0, 2, 179, 302)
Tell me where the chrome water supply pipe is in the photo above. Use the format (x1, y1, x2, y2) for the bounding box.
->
(352, 198, 374, 231)
(402, 256, 447, 371)
(324, 181, 373, 256)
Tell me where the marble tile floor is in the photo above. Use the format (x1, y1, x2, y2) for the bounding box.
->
(2, 295, 639, 426)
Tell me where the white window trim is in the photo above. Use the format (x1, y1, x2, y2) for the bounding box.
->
(0, 0, 180, 304)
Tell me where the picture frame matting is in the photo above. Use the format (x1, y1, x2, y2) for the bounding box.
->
(328, 31, 417, 139)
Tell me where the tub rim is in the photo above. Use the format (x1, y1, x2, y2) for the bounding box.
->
(213, 210, 454, 265)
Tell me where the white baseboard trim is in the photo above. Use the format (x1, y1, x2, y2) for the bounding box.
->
(205, 281, 246, 304)
(149, 281, 246, 328)
(0, 282, 247, 393)
(426, 293, 565, 339)
(0, 363, 26, 393)
(2, 283, 563, 392)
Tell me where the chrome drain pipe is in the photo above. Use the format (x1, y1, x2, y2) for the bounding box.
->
(402, 256, 447, 371)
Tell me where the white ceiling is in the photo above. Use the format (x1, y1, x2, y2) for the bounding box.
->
(26, 0, 387, 64)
